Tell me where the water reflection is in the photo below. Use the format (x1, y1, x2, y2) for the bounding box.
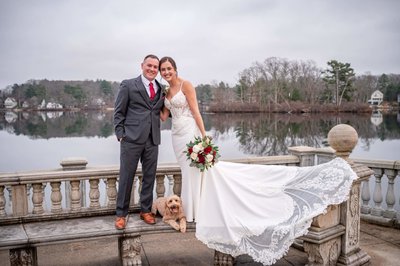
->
(371, 110, 383, 126)
(1, 110, 116, 139)
(1, 110, 400, 142)
(204, 112, 400, 157)
(0, 110, 399, 167)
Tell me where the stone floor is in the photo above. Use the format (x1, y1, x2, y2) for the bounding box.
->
(1, 221, 399, 265)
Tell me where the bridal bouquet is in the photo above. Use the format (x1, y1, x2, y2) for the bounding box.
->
(185, 136, 220, 172)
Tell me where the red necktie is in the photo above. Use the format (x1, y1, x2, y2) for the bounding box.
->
(149, 82, 155, 100)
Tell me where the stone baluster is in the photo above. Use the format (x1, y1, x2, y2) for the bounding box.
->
(89, 179, 100, 209)
(383, 169, 397, 219)
(370, 168, 383, 217)
(360, 180, 371, 214)
(50, 182, 62, 213)
(167, 175, 174, 194)
(106, 178, 117, 208)
(69, 180, 81, 211)
(156, 174, 166, 198)
(81, 181, 87, 208)
(173, 174, 182, 197)
(132, 176, 142, 207)
(0, 185, 5, 216)
(137, 176, 143, 194)
(42, 183, 47, 212)
(32, 183, 44, 214)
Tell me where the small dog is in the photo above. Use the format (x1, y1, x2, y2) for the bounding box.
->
(151, 194, 187, 233)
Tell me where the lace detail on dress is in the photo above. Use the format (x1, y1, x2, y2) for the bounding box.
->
(195, 158, 358, 265)
(164, 82, 193, 120)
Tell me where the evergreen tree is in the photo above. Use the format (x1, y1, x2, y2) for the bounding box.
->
(322, 60, 355, 107)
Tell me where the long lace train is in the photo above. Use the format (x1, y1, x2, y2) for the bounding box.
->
(195, 158, 357, 265)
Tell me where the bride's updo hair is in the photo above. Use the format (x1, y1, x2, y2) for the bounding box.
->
(159, 56, 177, 72)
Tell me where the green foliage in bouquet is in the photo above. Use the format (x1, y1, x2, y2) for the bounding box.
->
(184, 136, 221, 172)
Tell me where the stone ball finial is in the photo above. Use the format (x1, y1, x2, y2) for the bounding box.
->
(327, 124, 358, 159)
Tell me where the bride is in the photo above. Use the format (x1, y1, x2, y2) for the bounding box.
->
(159, 56, 358, 265)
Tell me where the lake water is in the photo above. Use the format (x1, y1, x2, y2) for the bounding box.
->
(0, 110, 399, 173)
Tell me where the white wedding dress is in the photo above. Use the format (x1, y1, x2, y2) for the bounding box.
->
(164, 84, 358, 265)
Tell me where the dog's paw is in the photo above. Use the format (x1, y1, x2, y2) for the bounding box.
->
(180, 225, 186, 233)
(172, 224, 180, 231)
(179, 219, 187, 233)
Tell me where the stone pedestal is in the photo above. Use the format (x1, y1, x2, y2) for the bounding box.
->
(288, 146, 316, 166)
(60, 157, 88, 170)
(302, 124, 372, 266)
(328, 124, 372, 266)
(337, 164, 372, 266)
(302, 206, 344, 265)
(12, 184, 28, 216)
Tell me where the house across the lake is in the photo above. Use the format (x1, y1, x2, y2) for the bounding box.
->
(4, 97, 17, 109)
(367, 90, 383, 106)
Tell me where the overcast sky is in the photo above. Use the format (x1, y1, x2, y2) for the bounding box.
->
(0, 0, 399, 89)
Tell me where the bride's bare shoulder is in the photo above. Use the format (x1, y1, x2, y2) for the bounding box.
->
(181, 80, 195, 93)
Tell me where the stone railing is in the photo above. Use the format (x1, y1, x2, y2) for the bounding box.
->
(357, 159, 400, 228)
(0, 156, 300, 224)
(288, 145, 400, 229)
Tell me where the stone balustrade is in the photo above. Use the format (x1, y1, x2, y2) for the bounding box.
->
(288, 148, 400, 228)
(0, 156, 300, 224)
(356, 159, 400, 228)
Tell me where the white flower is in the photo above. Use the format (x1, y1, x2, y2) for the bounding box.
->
(206, 154, 214, 162)
(193, 143, 204, 153)
(190, 152, 198, 161)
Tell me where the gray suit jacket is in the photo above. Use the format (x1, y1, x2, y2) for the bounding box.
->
(114, 76, 165, 145)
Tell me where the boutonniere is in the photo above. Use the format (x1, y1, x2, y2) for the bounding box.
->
(162, 85, 170, 95)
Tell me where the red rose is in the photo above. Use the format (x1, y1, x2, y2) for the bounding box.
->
(204, 146, 212, 154)
(198, 154, 205, 164)
(188, 147, 193, 154)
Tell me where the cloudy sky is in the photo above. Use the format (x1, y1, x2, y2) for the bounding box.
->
(0, 0, 399, 89)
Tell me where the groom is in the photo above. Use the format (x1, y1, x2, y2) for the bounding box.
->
(114, 54, 165, 229)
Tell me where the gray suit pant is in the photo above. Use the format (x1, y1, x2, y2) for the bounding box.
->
(116, 137, 158, 217)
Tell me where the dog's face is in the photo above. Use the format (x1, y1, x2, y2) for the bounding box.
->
(166, 195, 182, 214)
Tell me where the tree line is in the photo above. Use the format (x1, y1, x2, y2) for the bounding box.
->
(1, 58, 399, 112)
(0, 79, 119, 109)
(196, 58, 400, 112)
